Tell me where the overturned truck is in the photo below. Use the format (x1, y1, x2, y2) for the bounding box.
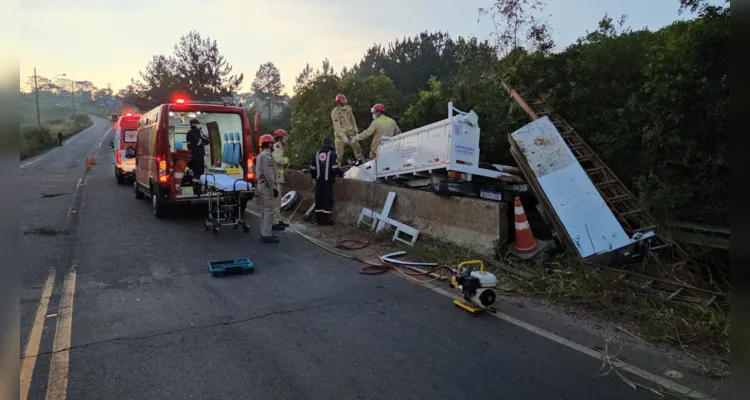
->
(345, 102, 527, 203)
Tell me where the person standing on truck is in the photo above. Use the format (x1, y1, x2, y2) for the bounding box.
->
(331, 94, 365, 166)
(308, 137, 344, 226)
(354, 103, 401, 160)
(186, 118, 209, 179)
(272, 129, 290, 229)
(257, 134, 280, 243)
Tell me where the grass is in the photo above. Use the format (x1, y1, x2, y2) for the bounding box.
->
(19, 93, 122, 160)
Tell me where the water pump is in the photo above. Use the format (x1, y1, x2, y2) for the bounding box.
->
(450, 261, 498, 314)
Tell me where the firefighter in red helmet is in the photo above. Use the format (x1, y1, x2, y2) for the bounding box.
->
(256, 134, 280, 243)
(331, 94, 364, 166)
(355, 103, 401, 159)
(271, 129, 290, 229)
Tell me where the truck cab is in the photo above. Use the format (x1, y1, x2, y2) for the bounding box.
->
(129, 98, 257, 218)
(112, 111, 141, 185)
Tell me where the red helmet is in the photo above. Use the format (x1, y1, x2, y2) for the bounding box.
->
(259, 134, 275, 145)
(273, 129, 288, 138)
(335, 94, 347, 105)
(371, 103, 385, 113)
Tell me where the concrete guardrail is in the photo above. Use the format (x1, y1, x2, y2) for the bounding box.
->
(282, 170, 508, 256)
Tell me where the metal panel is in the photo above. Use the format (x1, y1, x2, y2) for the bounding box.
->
(511, 117, 632, 257)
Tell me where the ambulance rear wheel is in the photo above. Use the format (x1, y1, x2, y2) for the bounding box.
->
(152, 191, 165, 219)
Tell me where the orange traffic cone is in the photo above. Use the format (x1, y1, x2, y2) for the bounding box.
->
(89, 156, 96, 165)
(512, 196, 538, 252)
(85, 158, 91, 171)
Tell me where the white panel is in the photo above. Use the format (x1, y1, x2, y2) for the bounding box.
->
(511, 117, 632, 258)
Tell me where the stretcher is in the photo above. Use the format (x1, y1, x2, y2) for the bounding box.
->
(200, 174, 253, 235)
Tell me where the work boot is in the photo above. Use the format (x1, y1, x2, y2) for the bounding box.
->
(261, 235, 279, 243)
(272, 223, 286, 231)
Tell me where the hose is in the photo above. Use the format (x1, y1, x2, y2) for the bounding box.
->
(282, 171, 453, 284)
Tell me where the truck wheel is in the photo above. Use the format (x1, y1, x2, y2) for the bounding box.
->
(134, 182, 145, 199)
(116, 173, 125, 185)
(152, 190, 165, 218)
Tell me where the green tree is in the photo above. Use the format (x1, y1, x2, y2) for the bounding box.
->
(251, 62, 284, 118)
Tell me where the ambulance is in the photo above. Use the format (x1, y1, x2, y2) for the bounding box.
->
(112, 111, 142, 185)
(126, 97, 258, 218)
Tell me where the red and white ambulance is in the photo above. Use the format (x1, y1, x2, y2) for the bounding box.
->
(127, 97, 258, 218)
(112, 111, 142, 184)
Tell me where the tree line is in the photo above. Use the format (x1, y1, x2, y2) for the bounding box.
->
(123, 0, 729, 228)
(290, 0, 729, 227)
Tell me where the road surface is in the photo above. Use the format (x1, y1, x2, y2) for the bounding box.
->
(20, 116, 674, 399)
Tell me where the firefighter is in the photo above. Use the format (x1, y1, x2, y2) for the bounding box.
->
(308, 137, 344, 226)
(256, 134, 280, 243)
(354, 103, 401, 160)
(186, 118, 209, 179)
(272, 129, 290, 229)
(331, 94, 364, 166)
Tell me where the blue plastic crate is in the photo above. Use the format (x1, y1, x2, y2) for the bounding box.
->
(208, 258, 255, 277)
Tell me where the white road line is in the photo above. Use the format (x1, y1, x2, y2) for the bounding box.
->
(266, 212, 714, 400)
(20, 123, 99, 169)
(67, 178, 84, 218)
(426, 284, 712, 399)
(93, 128, 112, 156)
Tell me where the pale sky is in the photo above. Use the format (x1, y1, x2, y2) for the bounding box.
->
(19, 0, 718, 95)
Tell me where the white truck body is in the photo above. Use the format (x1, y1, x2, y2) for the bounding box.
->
(360, 103, 520, 183)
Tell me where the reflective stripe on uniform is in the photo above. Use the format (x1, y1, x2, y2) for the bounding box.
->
(315, 151, 332, 181)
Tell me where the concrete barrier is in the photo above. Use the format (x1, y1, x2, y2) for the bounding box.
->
(283, 170, 508, 256)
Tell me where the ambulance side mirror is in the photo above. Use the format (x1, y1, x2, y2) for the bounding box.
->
(124, 146, 136, 159)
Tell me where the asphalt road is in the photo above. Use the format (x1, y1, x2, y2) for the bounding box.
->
(20, 115, 667, 400)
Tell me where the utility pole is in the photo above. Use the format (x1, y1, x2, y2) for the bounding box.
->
(71, 80, 75, 115)
(33, 67, 41, 128)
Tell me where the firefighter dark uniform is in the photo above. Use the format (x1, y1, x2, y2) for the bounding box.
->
(308, 137, 344, 225)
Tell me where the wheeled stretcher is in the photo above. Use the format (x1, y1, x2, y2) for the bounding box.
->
(200, 174, 253, 235)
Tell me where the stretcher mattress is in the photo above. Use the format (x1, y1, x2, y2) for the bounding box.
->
(201, 174, 253, 191)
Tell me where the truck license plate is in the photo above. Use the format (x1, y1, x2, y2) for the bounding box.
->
(480, 190, 502, 201)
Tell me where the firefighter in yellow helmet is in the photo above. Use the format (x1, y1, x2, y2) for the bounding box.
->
(256, 134, 280, 243)
(271, 129, 290, 229)
(354, 103, 400, 159)
(331, 94, 364, 165)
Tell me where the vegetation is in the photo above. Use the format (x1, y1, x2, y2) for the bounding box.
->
(287, 0, 729, 229)
(20, 75, 130, 160)
(121, 31, 243, 111)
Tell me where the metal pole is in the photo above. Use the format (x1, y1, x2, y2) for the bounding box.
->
(34, 67, 41, 128)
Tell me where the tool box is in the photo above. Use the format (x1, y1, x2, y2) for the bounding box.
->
(208, 258, 255, 277)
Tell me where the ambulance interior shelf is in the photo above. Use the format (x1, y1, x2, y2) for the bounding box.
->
(168, 112, 244, 177)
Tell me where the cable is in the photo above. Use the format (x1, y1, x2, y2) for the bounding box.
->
(282, 167, 453, 284)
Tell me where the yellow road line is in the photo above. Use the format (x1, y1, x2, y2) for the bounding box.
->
(19, 268, 56, 400)
(46, 268, 77, 400)
(1, 288, 20, 400)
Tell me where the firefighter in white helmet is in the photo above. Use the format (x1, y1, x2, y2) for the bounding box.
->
(331, 94, 364, 166)
(256, 134, 280, 243)
(271, 128, 290, 229)
(354, 103, 400, 160)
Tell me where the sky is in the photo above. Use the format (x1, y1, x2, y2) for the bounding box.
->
(19, 0, 720, 95)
